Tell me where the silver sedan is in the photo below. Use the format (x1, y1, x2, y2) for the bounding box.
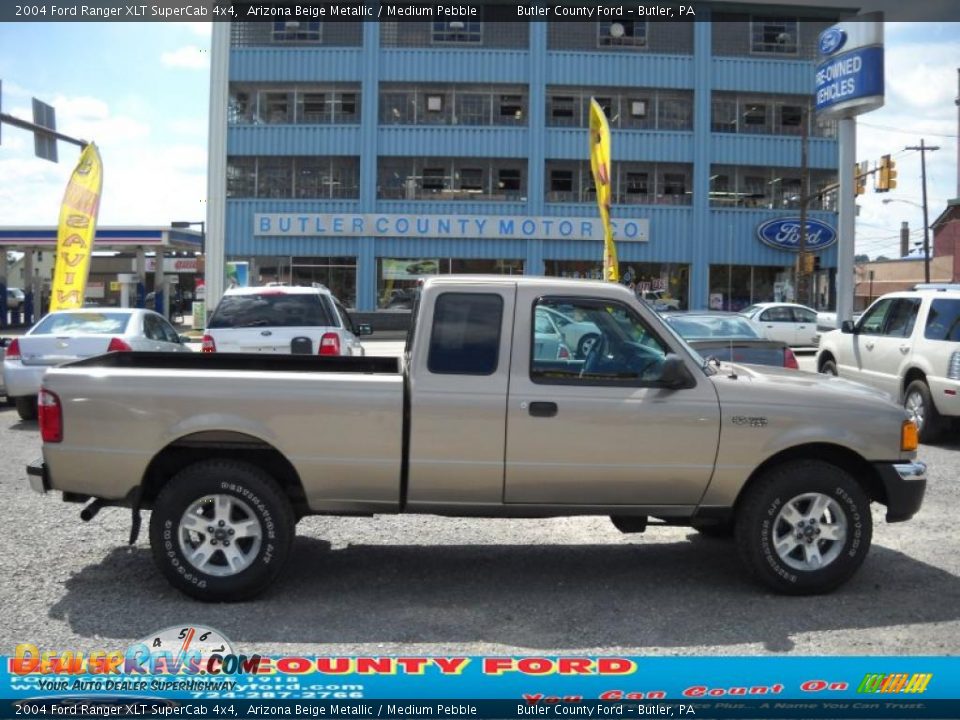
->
(2, 308, 191, 421)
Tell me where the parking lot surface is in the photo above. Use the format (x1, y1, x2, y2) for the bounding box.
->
(1, 352, 959, 657)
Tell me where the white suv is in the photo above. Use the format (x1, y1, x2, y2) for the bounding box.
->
(817, 286, 960, 442)
(203, 286, 370, 356)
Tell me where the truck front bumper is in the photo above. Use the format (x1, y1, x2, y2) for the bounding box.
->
(26, 458, 49, 494)
(875, 461, 927, 522)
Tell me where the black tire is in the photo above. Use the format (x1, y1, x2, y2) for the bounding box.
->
(15, 395, 37, 421)
(735, 460, 872, 595)
(576, 333, 600, 359)
(819, 359, 837, 376)
(149, 460, 295, 602)
(904, 379, 944, 444)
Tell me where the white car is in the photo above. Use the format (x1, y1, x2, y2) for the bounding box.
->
(2, 308, 191, 421)
(740, 302, 820, 348)
(203, 286, 369, 356)
(536, 305, 600, 359)
(817, 286, 960, 442)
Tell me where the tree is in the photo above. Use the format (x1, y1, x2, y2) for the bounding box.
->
(855, 254, 870, 263)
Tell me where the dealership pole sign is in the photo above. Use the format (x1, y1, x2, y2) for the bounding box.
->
(815, 13, 884, 118)
(757, 218, 838, 252)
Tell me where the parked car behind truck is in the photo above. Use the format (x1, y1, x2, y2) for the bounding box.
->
(818, 285, 960, 442)
(28, 277, 925, 601)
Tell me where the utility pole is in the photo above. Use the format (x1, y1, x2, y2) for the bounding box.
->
(906, 139, 940, 283)
(798, 105, 810, 306)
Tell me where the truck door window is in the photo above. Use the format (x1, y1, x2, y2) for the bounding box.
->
(882, 298, 921, 338)
(858, 298, 893, 336)
(531, 297, 669, 385)
(428, 292, 503, 375)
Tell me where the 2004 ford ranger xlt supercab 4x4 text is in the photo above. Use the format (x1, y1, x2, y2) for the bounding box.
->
(27, 277, 926, 601)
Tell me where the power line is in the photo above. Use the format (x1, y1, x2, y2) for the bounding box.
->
(859, 121, 958, 139)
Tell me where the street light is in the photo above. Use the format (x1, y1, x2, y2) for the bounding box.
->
(882, 198, 929, 283)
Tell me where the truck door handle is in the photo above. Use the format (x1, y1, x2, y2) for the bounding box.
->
(865, 341, 875, 350)
(900, 345, 910, 354)
(529, 402, 558, 418)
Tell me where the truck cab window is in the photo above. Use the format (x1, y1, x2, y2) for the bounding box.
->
(530, 297, 668, 384)
(428, 292, 503, 375)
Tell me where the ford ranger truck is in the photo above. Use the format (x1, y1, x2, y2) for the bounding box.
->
(26, 277, 926, 601)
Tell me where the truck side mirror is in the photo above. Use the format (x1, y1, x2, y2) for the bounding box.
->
(841, 320, 856, 334)
(659, 354, 695, 390)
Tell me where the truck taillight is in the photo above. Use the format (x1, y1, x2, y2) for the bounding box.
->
(784, 348, 799, 370)
(319, 333, 340, 356)
(558, 344, 570, 360)
(5, 338, 20, 361)
(38, 389, 63, 443)
(202, 334, 217, 353)
(107, 337, 132, 352)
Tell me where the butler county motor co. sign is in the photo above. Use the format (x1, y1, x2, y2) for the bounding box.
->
(254, 214, 650, 242)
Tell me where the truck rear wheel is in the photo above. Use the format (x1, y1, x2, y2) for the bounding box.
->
(149, 460, 295, 602)
(735, 460, 872, 595)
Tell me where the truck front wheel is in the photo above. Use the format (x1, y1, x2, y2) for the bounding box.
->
(149, 460, 295, 602)
(735, 460, 872, 595)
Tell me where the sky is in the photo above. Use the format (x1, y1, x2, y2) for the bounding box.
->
(0, 20, 957, 261)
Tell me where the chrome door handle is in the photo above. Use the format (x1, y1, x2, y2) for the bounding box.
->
(899, 345, 910, 354)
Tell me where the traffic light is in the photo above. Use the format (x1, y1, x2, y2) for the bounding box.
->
(877, 154, 898, 192)
(855, 163, 867, 195)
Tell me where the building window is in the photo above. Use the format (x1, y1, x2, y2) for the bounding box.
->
(256, 158, 293, 199)
(226, 158, 256, 198)
(662, 173, 687, 200)
(778, 104, 804, 134)
(297, 93, 327, 123)
(459, 168, 484, 192)
(272, 21, 321, 43)
(260, 91, 293, 124)
(623, 172, 649, 202)
(422, 167, 447, 192)
(750, 17, 798, 54)
(228, 89, 254, 124)
(598, 21, 647, 48)
(550, 170, 574, 194)
(432, 21, 482, 44)
(426, 95, 444, 113)
(742, 103, 768, 132)
(658, 95, 692, 130)
(496, 168, 519, 193)
(629, 99, 648, 119)
(548, 95, 577, 125)
(456, 93, 490, 125)
(497, 94, 525, 124)
(333, 92, 359, 122)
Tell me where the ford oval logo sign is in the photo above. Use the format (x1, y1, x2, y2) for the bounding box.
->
(818, 28, 847, 56)
(757, 218, 837, 252)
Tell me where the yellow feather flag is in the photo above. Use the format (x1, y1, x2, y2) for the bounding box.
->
(50, 143, 103, 311)
(588, 98, 618, 283)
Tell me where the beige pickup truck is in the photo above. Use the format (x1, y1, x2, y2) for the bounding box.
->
(27, 277, 926, 601)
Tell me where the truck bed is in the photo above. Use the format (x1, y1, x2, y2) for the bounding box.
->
(65, 351, 400, 374)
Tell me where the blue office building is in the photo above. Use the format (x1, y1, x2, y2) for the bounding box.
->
(218, 12, 844, 311)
